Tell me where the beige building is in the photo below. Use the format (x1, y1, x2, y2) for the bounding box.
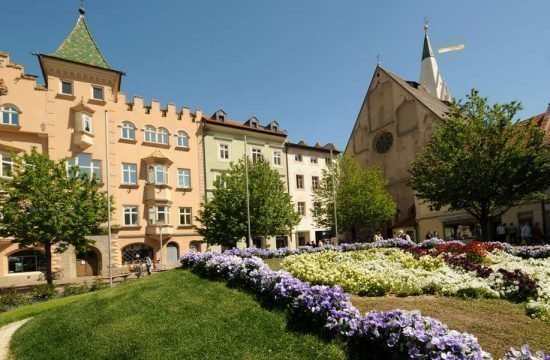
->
(346, 25, 550, 242)
(285, 141, 339, 247)
(0, 9, 204, 285)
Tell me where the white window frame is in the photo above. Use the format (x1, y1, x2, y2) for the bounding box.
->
(157, 127, 169, 145)
(67, 153, 102, 181)
(297, 202, 306, 216)
(145, 125, 157, 143)
(296, 174, 304, 189)
(121, 121, 135, 140)
(273, 151, 282, 166)
(252, 148, 262, 163)
(60, 80, 73, 96)
(312, 176, 319, 189)
(153, 164, 167, 185)
(177, 168, 191, 189)
(294, 153, 303, 163)
(179, 207, 192, 226)
(311, 156, 318, 164)
(215, 174, 227, 188)
(91, 85, 104, 101)
(149, 205, 170, 225)
(123, 206, 139, 226)
(121, 163, 137, 185)
(218, 142, 230, 161)
(82, 113, 92, 133)
(0, 153, 13, 178)
(176, 131, 189, 148)
(1, 105, 20, 126)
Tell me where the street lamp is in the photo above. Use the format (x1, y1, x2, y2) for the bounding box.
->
(156, 219, 165, 265)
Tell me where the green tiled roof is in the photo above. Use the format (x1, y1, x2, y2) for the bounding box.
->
(52, 15, 110, 69)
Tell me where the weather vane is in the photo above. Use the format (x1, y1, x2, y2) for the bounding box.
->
(376, 54, 381, 66)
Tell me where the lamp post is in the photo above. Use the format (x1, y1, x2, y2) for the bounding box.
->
(157, 219, 165, 265)
(104, 110, 113, 288)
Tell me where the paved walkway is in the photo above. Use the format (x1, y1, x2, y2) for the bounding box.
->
(0, 318, 31, 360)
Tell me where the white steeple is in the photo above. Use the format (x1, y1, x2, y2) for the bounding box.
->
(420, 22, 451, 102)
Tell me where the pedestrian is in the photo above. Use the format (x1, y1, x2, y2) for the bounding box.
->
(318, 240, 324, 248)
(135, 255, 143, 279)
(309, 240, 316, 248)
(496, 223, 506, 242)
(433, 231, 440, 239)
(533, 222, 543, 244)
(425, 231, 433, 240)
(145, 256, 153, 275)
(521, 223, 532, 244)
(507, 223, 517, 244)
(373, 229, 384, 242)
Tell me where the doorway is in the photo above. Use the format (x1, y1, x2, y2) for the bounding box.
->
(76, 248, 100, 277)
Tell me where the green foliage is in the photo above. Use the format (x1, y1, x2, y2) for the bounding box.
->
(89, 278, 108, 292)
(312, 155, 396, 237)
(0, 287, 29, 311)
(196, 157, 300, 247)
(30, 285, 57, 302)
(0, 148, 111, 284)
(410, 89, 550, 240)
(63, 282, 90, 297)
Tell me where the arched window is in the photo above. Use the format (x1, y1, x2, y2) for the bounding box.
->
(8, 250, 46, 273)
(145, 125, 156, 143)
(166, 243, 179, 263)
(121, 121, 135, 140)
(1, 105, 20, 126)
(122, 244, 154, 264)
(176, 131, 189, 148)
(157, 127, 169, 145)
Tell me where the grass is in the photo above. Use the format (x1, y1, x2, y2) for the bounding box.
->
(351, 296, 550, 359)
(9, 270, 345, 360)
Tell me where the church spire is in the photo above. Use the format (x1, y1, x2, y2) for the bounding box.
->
(51, 7, 111, 69)
(419, 22, 451, 102)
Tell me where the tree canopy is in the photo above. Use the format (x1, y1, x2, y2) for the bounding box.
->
(0, 149, 110, 284)
(409, 89, 550, 241)
(195, 157, 300, 247)
(312, 155, 396, 240)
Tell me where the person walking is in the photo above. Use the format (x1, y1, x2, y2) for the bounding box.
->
(533, 223, 543, 244)
(145, 256, 153, 276)
(496, 223, 506, 242)
(398, 229, 411, 242)
(507, 223, 517, 244)
(373, 229, 384, 242)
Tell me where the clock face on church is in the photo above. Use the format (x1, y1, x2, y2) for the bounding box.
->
(375, 132, 393, 153)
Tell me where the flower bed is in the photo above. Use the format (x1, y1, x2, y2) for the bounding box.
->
(181, 252, 547, 360)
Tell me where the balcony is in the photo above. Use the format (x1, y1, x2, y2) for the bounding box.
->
(144, 183, 172, 205)
(145, 224, 174, 238)
(73, 131, 94, 148)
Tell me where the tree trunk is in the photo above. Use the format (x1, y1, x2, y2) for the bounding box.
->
(45, 241, 53, 286)
(351, 226, 356, 243)
(479, 216, 491, 242)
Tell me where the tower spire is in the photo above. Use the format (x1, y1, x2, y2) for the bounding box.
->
(419, 22, 451, 101)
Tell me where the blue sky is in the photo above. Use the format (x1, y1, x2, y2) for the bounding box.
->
(2, 1, 549, 149)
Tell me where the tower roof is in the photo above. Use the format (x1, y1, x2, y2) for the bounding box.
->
(422, 32, 434, 60)
(51, 11, 111, 70)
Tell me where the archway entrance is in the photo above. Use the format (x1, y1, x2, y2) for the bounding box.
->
(166, 243, 179, 263)
(122, 244, 154, 264)
(76, 248, 101, 277)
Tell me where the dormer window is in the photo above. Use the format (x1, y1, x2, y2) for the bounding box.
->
(61, 80, 73, 95)
(92, 86, 104, 101)
(272, 125, 278, 132)
(214, 110, 227, 122)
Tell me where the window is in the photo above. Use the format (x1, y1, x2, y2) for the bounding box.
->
(158, 127, 169, 145)
(374, 132, 393, 154)
(121, 121, 135, 140)
(296, 175, 304, 189)
(273, 151, 281, 166)
(92, 86, 104, 101)
(218, 143, 230, 161)
(0, 153, 13, 178)
(215, 174, 227, 188)
(145, 125, 156, 143)
(311, 156, 318, 164)
(312, 176, 319, 189)
(123, 206, 138, 226)
(179, 207, 192, 226)
(152, 164, 167, 185)
(178, 168, 191, 189)
(177, 131, 189, 148)
(8, 250, 46, 273)
(1, 105, 19, 126)
(82, 114, 92, 133)
(61, 81, 73, 95)
(294, 153, 303, 162)
(325, 157, 331, 165)
(149, 206, 170, 225)
(297, 202, 306, 216)
(122, 163, 137, 185)
(67, 154, 102, 181)
(252, 148, 262, 163)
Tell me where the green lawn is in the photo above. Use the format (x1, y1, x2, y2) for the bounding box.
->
(9, 270, 345, 360)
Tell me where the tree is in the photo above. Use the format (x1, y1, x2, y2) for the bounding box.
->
(312, 155, 396, 240)
(196, 157, 300, 248)
(409, 89, 550, 241)
(0, 149, 110, 285)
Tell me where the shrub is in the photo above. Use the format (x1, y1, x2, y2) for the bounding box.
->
(0, 287, 29, 311)
(63, 282, 90, 297)
(31, 285, 57, 302)
(90, 278, 108, 292)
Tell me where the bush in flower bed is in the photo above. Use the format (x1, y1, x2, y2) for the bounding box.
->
(512, 245, 550, 260)
(180, 251, 496, 359)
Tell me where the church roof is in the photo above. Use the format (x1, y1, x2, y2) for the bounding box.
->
(422, 33, 435, 60)
(51, 14, 111, 70)
(381, 66, 449, 119)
